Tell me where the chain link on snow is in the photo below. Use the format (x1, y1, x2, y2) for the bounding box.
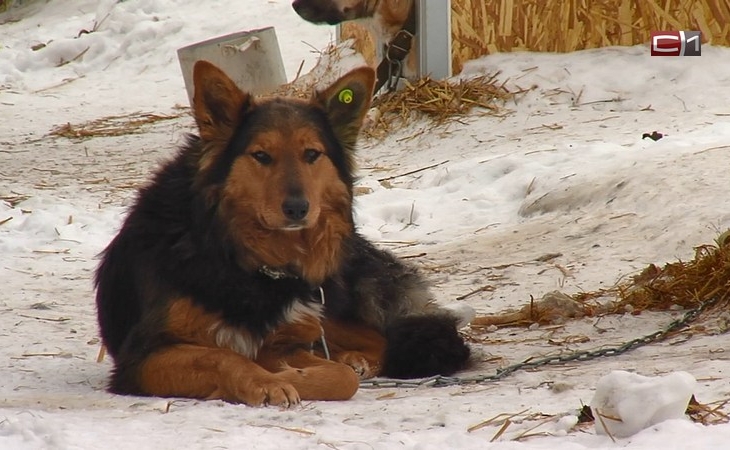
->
(359, 295, 722, 389)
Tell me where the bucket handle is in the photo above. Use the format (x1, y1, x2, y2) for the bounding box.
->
(222, 36, 261, 55)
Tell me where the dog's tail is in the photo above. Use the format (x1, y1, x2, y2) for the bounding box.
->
(380, 314, 471, 379)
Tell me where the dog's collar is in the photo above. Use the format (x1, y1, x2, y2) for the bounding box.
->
(258, 265, 322, 298)
(374, 0, 417, 94)
(258, 265, 298, 280)
(258, 265, 325, 305)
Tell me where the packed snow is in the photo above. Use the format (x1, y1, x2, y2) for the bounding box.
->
(2, 1, 730, 449)
(590, 371, 697, 438)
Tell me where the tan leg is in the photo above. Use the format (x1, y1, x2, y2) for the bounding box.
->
(138, 344, 301, 406)
(320, 319, 386, 378)
(256, 316, 385, 385)
(256, 317, 361, 401)
(257, 347, 360, 401)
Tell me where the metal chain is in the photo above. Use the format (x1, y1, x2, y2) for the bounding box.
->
(359, 295, 722, 389)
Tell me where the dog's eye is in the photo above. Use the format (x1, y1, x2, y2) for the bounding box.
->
(251, 151, 272, 165)
(303, 149, 322, 164)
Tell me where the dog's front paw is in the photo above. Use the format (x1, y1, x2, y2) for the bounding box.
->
(229, 375, 301, 407)
(335, 351, 380, 379)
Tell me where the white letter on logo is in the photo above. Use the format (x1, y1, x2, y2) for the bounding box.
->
(652, 34, 679, 53)
(685, 34, 700, 52)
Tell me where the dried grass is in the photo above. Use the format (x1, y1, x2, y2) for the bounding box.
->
(687, 395, 730, 425)
(587, 231, 730, 315)
(365, 74, 514, 138)
(472, 231, 730, 329)
(452, 0, 730, 73)
(50, 110, 186, 139)
(273, 39, 516, 137)
(0, 193, 30, 207)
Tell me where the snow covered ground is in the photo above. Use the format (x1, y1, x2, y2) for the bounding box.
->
(2, 1, 730, 449)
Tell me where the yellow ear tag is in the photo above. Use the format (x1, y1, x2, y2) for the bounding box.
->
(338, 88, 354, 104)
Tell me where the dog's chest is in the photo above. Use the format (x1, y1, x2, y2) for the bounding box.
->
(212, 293, 325, 358)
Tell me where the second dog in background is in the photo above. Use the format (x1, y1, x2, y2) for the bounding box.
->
(292, 0, 417, 90)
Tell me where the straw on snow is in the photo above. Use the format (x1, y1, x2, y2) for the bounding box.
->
(365, 74, 514, 139)
(470, 231, 730, 327)
(50, 110, 185, 139)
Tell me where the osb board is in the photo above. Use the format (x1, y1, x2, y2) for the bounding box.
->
(452, 0, 730, 73)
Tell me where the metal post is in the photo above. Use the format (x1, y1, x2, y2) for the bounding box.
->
(417, 0, 452, 80)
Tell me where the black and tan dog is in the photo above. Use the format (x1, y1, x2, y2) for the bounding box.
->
(94, 60, 469, 407)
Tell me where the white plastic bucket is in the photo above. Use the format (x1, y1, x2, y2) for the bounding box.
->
(177, 27, 287, 106)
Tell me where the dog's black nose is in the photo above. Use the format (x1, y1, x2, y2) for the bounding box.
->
(282, 196, 309, 221)
(291, 0, 309, 17)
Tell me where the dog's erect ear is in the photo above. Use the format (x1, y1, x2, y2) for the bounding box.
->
(192, 60, 251, 141)
(314, 67, 375, 150)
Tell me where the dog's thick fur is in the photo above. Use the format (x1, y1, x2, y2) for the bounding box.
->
(95, 60, 469, 406)
(292, 0, 417, 78)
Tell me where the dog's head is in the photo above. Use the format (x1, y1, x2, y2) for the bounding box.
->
(292, 0, 376, 24)
(190, 61, 374, 279)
